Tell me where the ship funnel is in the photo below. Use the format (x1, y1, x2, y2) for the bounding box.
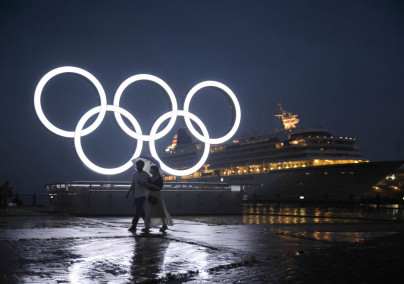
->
(275, 104, 300, 130)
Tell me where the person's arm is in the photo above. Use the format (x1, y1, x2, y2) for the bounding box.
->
(146, 177, 163, 191)
(126, 174, 136, 198)
(139, 177, 159, 191)
(146, 183, 161, 191)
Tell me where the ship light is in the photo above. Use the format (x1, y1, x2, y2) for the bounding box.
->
(263, 168, 266, 170)
(314, 160, 319, 163)
(300, 196, 304, 200)
(244, 170, 247, 173)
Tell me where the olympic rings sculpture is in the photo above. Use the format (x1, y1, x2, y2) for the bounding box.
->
(34, 66, 241, 176)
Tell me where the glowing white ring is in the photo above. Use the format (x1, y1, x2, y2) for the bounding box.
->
(183, 81, 241, 144)
(74, 105, 143, 175)
(149, 110, 210, 176)
(34, 66, 107, 138)
(35, 67, 241, 176)
(113, 74, 178, 141)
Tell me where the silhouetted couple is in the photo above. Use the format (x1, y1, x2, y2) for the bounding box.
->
(125, 160, 173, 233)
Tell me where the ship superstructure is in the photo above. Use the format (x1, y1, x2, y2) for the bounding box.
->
(161, 106, 402, 201)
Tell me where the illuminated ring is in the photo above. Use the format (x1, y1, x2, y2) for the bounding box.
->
(74, 105, 143, 175)
(149, 110, 210, 176)
(113, 74, 178, 141)
(34, 66, 107, 138)
(183, 81, 241, 144)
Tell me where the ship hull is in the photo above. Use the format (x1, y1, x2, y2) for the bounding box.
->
(181, 161, 403, 202)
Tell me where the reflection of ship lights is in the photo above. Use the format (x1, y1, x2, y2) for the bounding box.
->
(386, 174, 396, 180)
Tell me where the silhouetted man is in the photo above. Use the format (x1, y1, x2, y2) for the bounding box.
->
(126, 160, 150, 232)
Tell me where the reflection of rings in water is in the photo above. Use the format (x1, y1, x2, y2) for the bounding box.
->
(34, 66, 241, 176)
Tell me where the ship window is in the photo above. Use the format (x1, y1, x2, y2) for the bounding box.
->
(324, 172, 328, 175)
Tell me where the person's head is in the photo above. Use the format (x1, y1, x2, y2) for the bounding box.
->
(135, 160, 145, 172)
(150, 165, 160, 176)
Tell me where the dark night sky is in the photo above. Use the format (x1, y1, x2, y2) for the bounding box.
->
(1, 0, 404, 194)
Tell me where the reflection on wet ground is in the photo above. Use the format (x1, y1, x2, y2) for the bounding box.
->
(181, 203, 404, 225)
(1, 204, 404, 283)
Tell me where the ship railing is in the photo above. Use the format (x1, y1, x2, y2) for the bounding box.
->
(45, 181, 237, 193)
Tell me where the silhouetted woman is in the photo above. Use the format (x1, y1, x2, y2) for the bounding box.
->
(140, 166, 173, 233)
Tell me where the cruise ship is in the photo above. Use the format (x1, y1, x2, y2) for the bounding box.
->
(161, 105, 403, 202)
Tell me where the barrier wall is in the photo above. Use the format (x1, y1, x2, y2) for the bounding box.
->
(46, 182, 243, 215)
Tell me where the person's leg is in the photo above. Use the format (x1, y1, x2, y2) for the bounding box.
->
(159, 218, 168, 232)
(139, 197, 146, 221)
(140, 197, 150, 232)
(129, 197, 143, 231)
(131, 215, 139, 227)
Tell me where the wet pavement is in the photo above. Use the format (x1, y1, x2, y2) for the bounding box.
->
(1, 204, 404, 283)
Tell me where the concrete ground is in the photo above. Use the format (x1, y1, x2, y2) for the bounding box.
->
(1, 205, 404, 283)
